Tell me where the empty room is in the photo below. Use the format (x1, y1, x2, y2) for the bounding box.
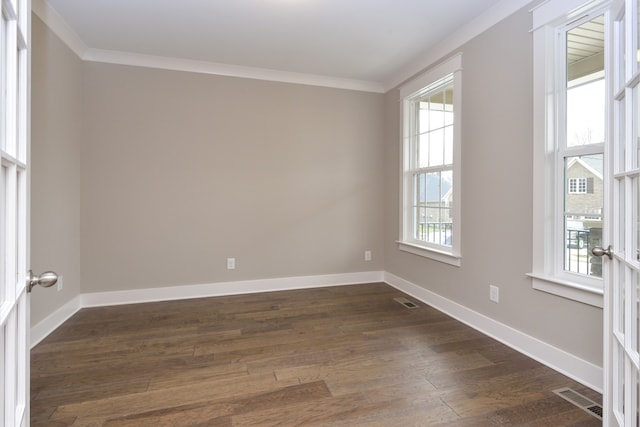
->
(2, 0, 635, 425)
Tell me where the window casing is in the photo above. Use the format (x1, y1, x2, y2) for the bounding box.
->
(530, 0, 609, 307)
(398, 54, 462, 266)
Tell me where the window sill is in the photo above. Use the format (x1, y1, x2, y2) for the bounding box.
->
(397, 241, 461, 267)
(527, 272, 603, 308)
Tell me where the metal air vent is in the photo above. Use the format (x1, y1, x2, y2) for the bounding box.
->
(553, 387, 602, 420)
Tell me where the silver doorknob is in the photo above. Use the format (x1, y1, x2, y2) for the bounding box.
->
(27, 270, 58, 293)
(592, 245, 613, 260)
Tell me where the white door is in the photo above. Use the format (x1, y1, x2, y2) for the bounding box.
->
(604, 0, 640, 424)
(1, 0, 30, 425)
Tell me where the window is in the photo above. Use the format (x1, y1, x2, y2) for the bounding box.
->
(530, 0, 608, 307)
(568, 177, 587, 193)
(398, 54, 462, 266)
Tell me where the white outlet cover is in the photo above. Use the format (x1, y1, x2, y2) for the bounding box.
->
(489, 285, 499, 303)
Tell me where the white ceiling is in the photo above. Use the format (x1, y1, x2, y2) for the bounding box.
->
(39, 0, 522, 91)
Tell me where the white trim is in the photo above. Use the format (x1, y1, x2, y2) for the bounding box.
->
(34, 0, 530, 94)
(80, 271, 384, 308)
(30, 270, 602, 393)
(399, 54, 462, 266)
(532, 0, 610, 31)
(29, 295, 81, 348)
(31, 0, 87, 58)
(397, 242, 462, 267)
(384, 0, 533, 91)
(528, 273, 604, 307)
(29, 271, 384, 347)
(82, 49, 385, 93)
(384, 271, 603, 392)
(531, 0, 609, 306)
(31, 1, 384, 93)
(399, 53, 462, 98)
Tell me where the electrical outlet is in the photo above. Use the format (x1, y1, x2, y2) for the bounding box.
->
(57, 275, 64, 291)
(490, 285, 499, 303)
(364, 250, 372, 261)
(227, 258, 235, 270)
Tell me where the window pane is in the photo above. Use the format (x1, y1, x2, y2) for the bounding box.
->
(429, 128, 444, 167)
(637, 0, 640, 71)
(444, 88, 454, 126)
(564, 154, 604, 277)
(0, 328, 4, 423)
(444, 126, 453, 165)
(634, 176, 639, 263)
(418, 102, 429, 135)
(566, 78, 605, 147)
(618, 14, 625, 92)
(428, 93, 445, 129)
(616, 93, 626, 175)
(402, 61, 458, 259)
(416, 86, 454, 169)
(1, 16, 6, 153)
(636, 85, 640, 169)
(418, 133, 428, 168)
(566, 16, 605, 148)
(413, 171, 452, 246)
(0, 165, 5, 306)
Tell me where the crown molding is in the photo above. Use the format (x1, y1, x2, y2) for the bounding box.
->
(383, 0, 534, 91)
(83, 48, 385, 93)
(32, 0, 384, 93)
(34, 0, 533, 94)
(32, 0, 87, 58)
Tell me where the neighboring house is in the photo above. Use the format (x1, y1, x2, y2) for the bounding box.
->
(565, 156, 603, 275)
(415, 174, 452, 244)
(566, 156, 603, 220)
(417, 173, 452, 222)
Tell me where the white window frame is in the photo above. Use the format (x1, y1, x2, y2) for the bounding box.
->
(398, 54, 462, 267)
(529, 0, 610, 308)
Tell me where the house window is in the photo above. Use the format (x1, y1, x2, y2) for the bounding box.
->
(530, 1, 608, 307)
(568, 177, 587, 193)
(398, 54, 462, 266)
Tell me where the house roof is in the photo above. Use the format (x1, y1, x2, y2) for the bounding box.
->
(568, 155, 603, 180)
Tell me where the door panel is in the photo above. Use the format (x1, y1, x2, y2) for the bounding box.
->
(606, 0, 640, 424)
(0, 0, 29, 425)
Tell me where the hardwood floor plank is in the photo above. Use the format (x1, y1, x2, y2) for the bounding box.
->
(31, 283, 602, 426)
(484, 395, 601, 426)
(103, 381, 330, 427)
(50, 372, 299, 424)
(438, 369, 591, 418)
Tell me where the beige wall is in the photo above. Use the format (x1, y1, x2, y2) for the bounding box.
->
(384, 5, 603, 366)
(32, 4, 603, 368)
(31, 15, 83, 325)
(79, 64, 385, 292)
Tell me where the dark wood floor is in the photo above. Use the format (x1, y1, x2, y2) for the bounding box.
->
(31, 283, 601, 426)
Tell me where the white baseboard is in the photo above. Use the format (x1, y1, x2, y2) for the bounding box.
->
(31, 271, 385, 347)
(80, 271, 385, 307)
(383, 272, 603, 393)
(29, 269, 603, 394)
(30, 295, 82, 348)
